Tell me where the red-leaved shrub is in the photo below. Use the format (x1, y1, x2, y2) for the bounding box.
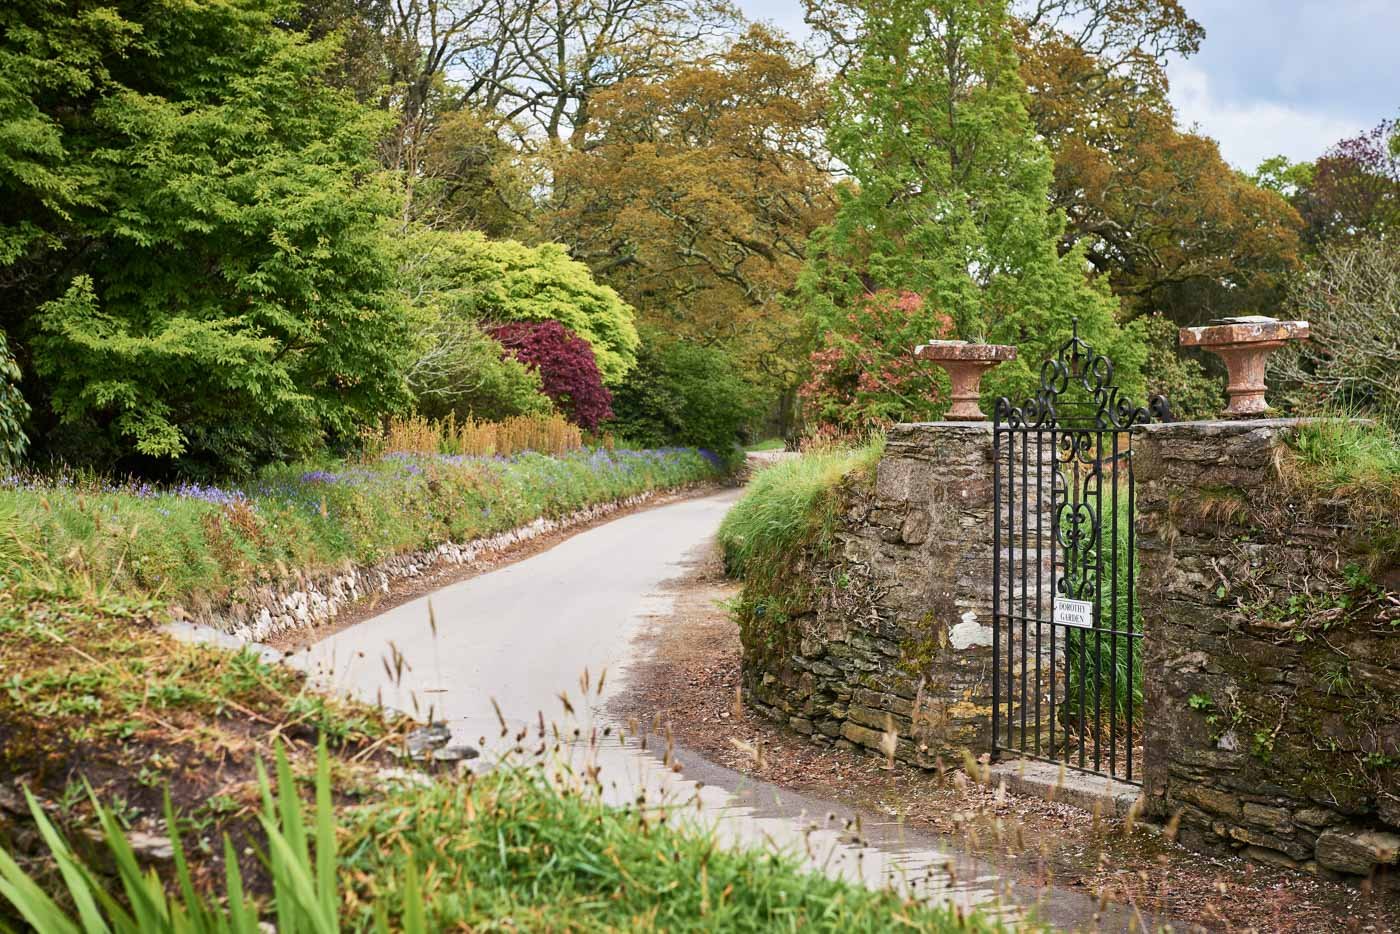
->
(489, 321, 614, 430)
(799, 290, 954, 429)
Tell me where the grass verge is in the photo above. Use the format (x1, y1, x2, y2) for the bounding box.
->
(3, 733, 1012, 932)
(717, 443, 882, 669)
(1, 447, 721, 609)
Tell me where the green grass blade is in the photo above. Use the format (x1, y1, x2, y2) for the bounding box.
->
(222, 836, 256, 934)
(17, 787, 107, 934)
(399, 851, 426, 934)
(0, 851, 83, 934)
(313, 739, 336, 925)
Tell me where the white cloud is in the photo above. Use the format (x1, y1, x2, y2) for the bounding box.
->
(1167, 61, 1366, 171)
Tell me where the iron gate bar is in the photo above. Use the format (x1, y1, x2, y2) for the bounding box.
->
(989, 319, 1167, 786)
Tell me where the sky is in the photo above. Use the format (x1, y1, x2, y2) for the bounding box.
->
(734, 0, 1400, 170)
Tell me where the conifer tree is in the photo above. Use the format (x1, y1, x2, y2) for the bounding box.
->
(799, 0, 1144, 414)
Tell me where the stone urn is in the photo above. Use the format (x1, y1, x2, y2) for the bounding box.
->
(1179, 316, 1309, 417)
(914, 340, 1017, 421)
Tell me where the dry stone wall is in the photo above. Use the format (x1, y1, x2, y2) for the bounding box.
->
(1137, 419, 1399, 889)
(185, 491, 675, 642)
(743, 422, 1005, 766)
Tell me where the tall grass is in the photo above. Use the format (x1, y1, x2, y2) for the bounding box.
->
(0, 745, 1008, 932)
(1288, 418, 1400, 495)
(0, 741, 428, 934)
(365, 412, 583, 458)
(718, 442, 882, 579)
(337, 763, 1004, 932)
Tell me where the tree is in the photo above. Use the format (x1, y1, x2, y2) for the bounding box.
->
(0, 330, 27, 468)
(1014, 3, 1301, 324)
(1292, 120, 1400, 248)
(610, 331, 757, 453)
(396, 227, 639, 383)
(800, 0, 1143, 415)
(490, 321, 614, 429)
(2, 0, 414, 476)
(482, 0, 741, 145)
(413, 107, 539, 236)
(550, 26, 834, 391)
(1273, 237, 1400, 427)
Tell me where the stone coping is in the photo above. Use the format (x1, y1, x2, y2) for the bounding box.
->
(913, 341, 1018, 362)
(1179, 319, 1308, 347)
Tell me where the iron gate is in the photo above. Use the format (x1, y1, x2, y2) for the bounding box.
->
(991, 322, 1167, 784)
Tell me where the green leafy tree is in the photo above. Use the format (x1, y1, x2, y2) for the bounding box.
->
(2, 0, 414, 475)
(397, 228, 639, 385)
(610, 331, 758, 454)
(799, 0, 1143, 415)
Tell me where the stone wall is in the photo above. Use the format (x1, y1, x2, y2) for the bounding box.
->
(1137, 419, 1399, 888)
(188, 490, 680, 642)
(742, 422, 1003, 766)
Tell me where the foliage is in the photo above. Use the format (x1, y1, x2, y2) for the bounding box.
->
(413, 107, 539, 238)
(395, 227, 638, 385)
(799, 290, 954, 430)
(610, 333, 758, 458)
(552, 26, 835, 393)
(0, 739, 424, 934)
(341, 763, 1001, 933)
(0, 330, 27, 468)
(367, 413, 583, 458)
(2, 0, 413, 477)
(0, 735, 1004, 934)
(1062, 480, 1141, 728)
(490, 321, 615, 430)
(798, 0, 1144, 419)
(0, 448, 720, 604)
(719, 444, 881, 581)
(1293, 119, 1400, 248)
(1272, 237, 1400, 428)
(1128, 313, 1222, 420)
(719, 443, 881, 669)
(1016, 5, 1301, 324)
(402, 312, 553, 423)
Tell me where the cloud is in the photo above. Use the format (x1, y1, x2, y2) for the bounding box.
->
(1168, 61, 1367, 171)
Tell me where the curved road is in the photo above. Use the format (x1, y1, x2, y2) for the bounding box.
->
(293, 489, 742, 740)
(291, 486, 1139, 930)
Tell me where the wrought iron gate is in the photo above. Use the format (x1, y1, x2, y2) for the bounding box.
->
(991, 322, 1167, 784)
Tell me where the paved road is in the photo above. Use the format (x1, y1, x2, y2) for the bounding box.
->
(292, 488, 743, 740)
(290, 484, 1144, 929)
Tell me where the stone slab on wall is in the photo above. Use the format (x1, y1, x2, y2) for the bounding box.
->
(743, 422, 1002, 766)
(1137, 419, 1399, 887)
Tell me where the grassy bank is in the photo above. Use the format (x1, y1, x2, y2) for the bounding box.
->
(718, 444, 882, 665)
(1, 446, 721, 608)
(3, 734, 1010, 933)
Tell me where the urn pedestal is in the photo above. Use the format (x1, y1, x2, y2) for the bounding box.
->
(914, 341, 1018, 421)
(1179, 317, 1309, 417)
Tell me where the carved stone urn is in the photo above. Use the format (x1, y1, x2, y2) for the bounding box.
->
(914, 340, 1018, 421)
(1179, 316, 1310, 417)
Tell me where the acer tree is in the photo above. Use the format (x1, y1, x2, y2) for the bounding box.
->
(1014, 2, 1302, 325)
